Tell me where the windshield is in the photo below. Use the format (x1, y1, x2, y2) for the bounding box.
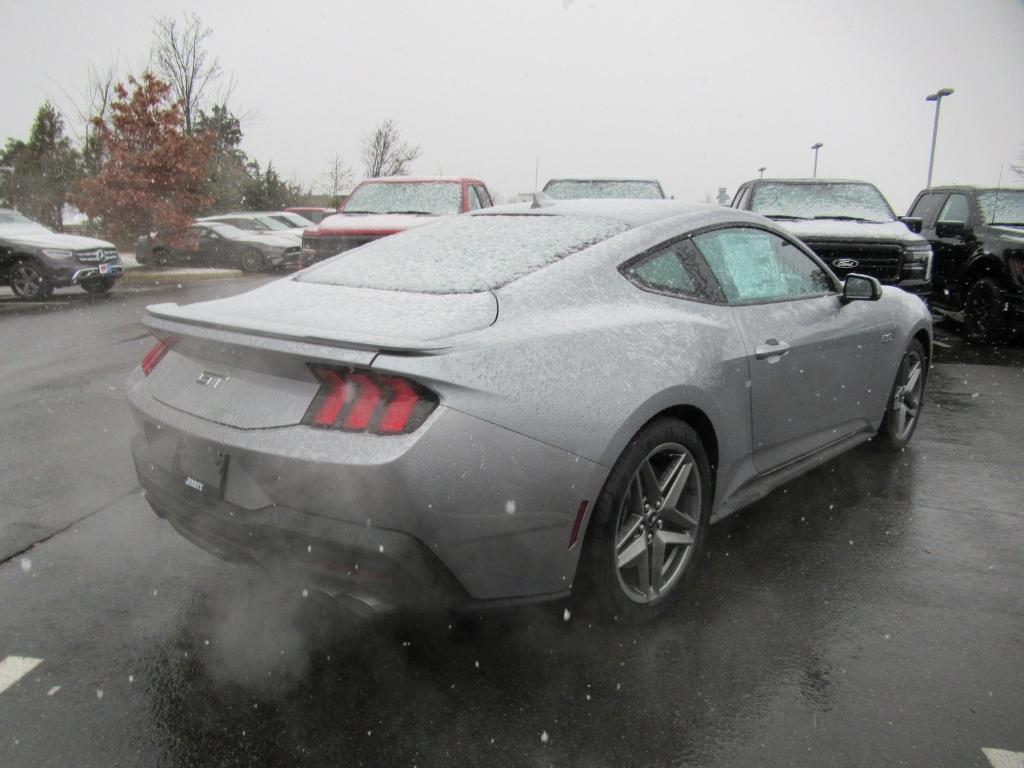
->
(273, 213, 313, 227)
(977, 189, 1024, 225)
(254, 215, 291, 231)
(342, 181, 462, 215)
(298, 213, 630, 293)
(750, 182, 896, 222)
(0, 209, 51, 233)
(543, 179, 664, 200)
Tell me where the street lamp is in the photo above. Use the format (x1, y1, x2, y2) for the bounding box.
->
(811, 143, 823, 178)
(758, 166, 766, 179)
(925, 87, 954, 188)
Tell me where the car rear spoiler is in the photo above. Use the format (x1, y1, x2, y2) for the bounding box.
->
(145, 304, 451, 359)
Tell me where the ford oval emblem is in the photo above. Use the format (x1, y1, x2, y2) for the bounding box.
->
(832, 258, 859, 269)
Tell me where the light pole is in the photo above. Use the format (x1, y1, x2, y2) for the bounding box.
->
(811, 143, 823, 178)
(758, 166, 766, 179)
(925, 87, 954, 188)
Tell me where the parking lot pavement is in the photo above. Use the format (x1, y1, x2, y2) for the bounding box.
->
(0, 294, 1021, 767)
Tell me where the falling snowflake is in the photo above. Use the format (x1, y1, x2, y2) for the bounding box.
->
(504, 500, 516, 514)
(540, 731, 549, 744)
(19, 558, 31, 573)
(563, 608, 571, 622)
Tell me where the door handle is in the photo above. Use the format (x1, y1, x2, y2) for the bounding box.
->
(755, 339, 791, 360)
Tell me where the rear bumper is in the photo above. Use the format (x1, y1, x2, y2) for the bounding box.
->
(135, 439, 471, 613)
(126, 374, 603, 609)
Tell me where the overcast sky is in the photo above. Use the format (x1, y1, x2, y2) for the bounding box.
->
(2, 0, 1022, 211)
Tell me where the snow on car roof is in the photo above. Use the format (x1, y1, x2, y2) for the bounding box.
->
(474, 199, 718, 226)
(359, 176, 478, 183)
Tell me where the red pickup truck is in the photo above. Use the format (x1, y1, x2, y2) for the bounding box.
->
(300, 176, 493, 266)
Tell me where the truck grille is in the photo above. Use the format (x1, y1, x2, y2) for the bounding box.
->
(803, 241, 904, 283)
(76, 248, 119, 263)
(301, 235, 380, 266)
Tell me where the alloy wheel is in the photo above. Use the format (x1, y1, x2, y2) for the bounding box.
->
(890, 349, 924, 442)
(614, 442, 702, 604)
(11, 263, 43, 299)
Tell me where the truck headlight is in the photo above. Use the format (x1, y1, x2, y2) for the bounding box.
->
(903, 245, 933, 281)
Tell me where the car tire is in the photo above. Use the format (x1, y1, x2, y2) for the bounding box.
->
(874, 338, 927, 451)
(82, 278, 116, 295)
(240, 249, 266, 273)
(963, 276, 1009, 345)
(578, 417, 711, 623)
(9, 259, 54, 301)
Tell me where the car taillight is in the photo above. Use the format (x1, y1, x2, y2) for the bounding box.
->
(302, 366, 438, 435)
(141, 336, 177, 376)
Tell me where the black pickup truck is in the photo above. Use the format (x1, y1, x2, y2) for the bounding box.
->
(906, 185, 1024, 343)
(731, 178, 933, 298)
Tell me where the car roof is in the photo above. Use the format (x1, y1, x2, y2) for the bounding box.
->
(471, 198, 758, 228)
(919, 185, 1024, 193)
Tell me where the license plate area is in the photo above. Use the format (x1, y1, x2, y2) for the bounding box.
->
(173, 438, 228, 500)
(99, 263, 111, 274)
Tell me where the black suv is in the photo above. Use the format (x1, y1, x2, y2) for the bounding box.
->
(907, 186, 1024, 342)
(0, 208, 123, 300)
(732, 179, 932, 297)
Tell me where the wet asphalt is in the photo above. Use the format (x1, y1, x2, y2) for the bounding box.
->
(0, 281, 1022, 768)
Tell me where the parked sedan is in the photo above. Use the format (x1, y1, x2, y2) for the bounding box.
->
(135, 222, 300, 273)
(128, 200, 930, 621)
(0, 208, 124, 300)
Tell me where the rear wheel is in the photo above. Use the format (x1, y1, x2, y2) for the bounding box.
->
(875, 339, 927, 450)
(240, 248, 266, 273)
(579, 418, 711, 623)
(963, 276, 1008, 344)
(9, 259, 53, 301)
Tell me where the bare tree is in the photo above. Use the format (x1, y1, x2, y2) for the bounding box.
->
(361, 120, 421, 178)
(151, 13, 221, 133)
(318, 154, 352, 198)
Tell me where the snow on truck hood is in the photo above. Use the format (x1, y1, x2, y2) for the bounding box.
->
(146, 277, 498, 349)
(776, 218, 925, 244)
(313, 212, 442, 235)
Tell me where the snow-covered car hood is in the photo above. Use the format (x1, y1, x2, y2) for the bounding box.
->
(776, 218, 925, 245)
(0, 228, 116, 251)
(314, 212, 441, 236)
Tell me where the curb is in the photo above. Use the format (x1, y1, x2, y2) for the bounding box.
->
(120, 268, 244, 285)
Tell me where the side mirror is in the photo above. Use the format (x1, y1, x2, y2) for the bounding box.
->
(899, 216, 923, 234)
(935, 220, 971, 239)
(842, 273, 882, 303)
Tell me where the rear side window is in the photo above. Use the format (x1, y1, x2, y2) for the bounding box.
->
(908, 192, 945, 227)
(623, 240, 722, 302)
(938, 193, 970, 224)
(298, 214, 631, 294)
(693, 227, 832, 303)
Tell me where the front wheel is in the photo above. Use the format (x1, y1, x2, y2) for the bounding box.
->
(963, 276, 1008, 345)
(9, 259, 54, 301)
(875, 339, 927, 450)
(240, 249, 267, 273)
(579, 418, 711, 623)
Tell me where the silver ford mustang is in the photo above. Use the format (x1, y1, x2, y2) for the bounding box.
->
(127, 200, 931, 621)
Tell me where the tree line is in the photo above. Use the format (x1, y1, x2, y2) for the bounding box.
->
(0, 13, 421, 245)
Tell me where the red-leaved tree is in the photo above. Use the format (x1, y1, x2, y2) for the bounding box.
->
(75, 73, 213, 245)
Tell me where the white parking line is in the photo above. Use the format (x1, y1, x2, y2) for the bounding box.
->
(0, 656, 43, 695)
(984, 748, 1024, 768)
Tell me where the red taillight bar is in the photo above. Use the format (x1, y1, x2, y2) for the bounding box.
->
(141, 336, 177, 376)
(303, 366, 438, 435)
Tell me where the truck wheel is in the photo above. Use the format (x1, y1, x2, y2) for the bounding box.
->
(10, 259, 54, 301)
(963, 277, 1008, 344)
